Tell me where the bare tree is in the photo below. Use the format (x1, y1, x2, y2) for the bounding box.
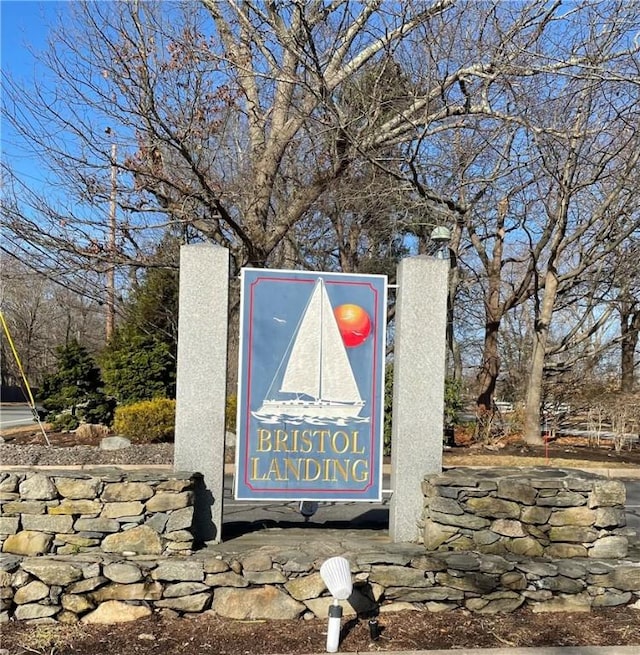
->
(6, 1, 634, 273)
(2, 1, 461, 279)
(520, 75, 640, 443)
(614, 239, 640, 392)
(0, 255, 105, 388)
(360, 1, 640, 428)
(2, 0, 640, 423)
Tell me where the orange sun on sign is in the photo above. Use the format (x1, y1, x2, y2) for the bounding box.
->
(334, 304, 372, 348)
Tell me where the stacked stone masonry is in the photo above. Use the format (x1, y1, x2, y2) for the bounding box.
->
(0, 467, 638, 623)
(1, 539, 639, 624)
(421, 467, 631, 559)
(0, 469, 199, 558)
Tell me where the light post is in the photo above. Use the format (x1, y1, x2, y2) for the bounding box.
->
(106, 140, 117, 340)
(429, 226, 456, 447)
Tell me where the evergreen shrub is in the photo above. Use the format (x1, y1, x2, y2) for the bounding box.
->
(52, 413, 80, 432)
(101, 335, 175, 404)
(444, 378, 464, 427)
(113, 398, 176, 443)
(40, 339, 115, 427)
(383, 364, 463, 455)
(100, 244, 178, 405)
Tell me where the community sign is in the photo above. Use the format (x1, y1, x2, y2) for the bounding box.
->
(235, 269, 387, 501)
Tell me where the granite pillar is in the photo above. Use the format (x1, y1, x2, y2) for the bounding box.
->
(174, 244, 229, 543)
(389, 256, 448, 542)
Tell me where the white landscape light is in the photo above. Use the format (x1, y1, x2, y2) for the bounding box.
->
(320, 556, 353, 653)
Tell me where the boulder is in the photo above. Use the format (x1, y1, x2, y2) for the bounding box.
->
(54, 477, 101, 499)
(81, 600, 151, 624)
(21, 560, 82, 586)
(152, 560, 204, 582)
(19, 474, 57, 500)
(14, 581, 49, 605)
(102, 525, 162, 555)
(102, 482, 154, 502)
(2, 531, 52, 556)
(103, 563, 142, 584)
(213, 586, 304, 620)
(100, 436, 131, 451)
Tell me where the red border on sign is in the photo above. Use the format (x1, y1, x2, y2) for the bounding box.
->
(242, 275, 381, 495)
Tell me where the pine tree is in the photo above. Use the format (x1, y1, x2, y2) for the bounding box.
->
(40, 340, 114, 428)
(101, 236, 179, 404)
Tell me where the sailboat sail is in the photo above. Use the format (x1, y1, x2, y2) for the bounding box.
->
(318, 283, 361, 402)
(279, 280, 323, 399)
(259, 278, 365, 419)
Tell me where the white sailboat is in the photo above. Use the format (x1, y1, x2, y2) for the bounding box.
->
(258, 278, 366, 419)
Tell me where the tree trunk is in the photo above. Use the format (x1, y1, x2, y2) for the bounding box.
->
(620, 298, 639, 393)
(476, 258, 503, 412)
(476, 320, 501, 411)
(523, 270, 559, 444)
(447, 231, 463, 381)
(473, 200, 506, 415)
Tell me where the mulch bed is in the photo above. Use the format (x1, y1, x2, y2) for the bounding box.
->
(2, 606, 640, 654)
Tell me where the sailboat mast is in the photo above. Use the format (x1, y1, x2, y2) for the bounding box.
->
(317, 279, 324, 402)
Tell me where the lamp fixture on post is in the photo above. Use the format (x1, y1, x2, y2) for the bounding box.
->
(430, 226, 451, 259)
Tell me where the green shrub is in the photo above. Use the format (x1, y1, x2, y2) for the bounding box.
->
(444, 377, 464, 427)
(52, 413, 80, 432)
(113, 398, 176, 443)
(101, 334, 175, 405)
(383, 365, 464, 455)
(100, 249, 178, 406)
(383, 363, 394, 456)
(82, 394, 117, 425)
(39, 339, 114, 427)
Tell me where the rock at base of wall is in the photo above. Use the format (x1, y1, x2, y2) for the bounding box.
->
(81, 600, 152, 624)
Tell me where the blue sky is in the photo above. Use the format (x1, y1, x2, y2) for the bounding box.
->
(1, 0, 66, 168)
(2, 1, 106, 209)
(1, 1, 62, 78)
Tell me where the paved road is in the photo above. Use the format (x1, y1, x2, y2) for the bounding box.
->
(221, 474, 390, 538)
(221, 474, 640, 541)
(0, 404, 37, 431)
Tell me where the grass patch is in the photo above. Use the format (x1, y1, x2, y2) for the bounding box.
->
(14, 622, 86, 653)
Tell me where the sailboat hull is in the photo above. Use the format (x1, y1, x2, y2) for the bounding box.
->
(258, 398, 365, 419)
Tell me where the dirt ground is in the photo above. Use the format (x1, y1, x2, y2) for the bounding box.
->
(2, 424, 639, 654)
(2, 606, 640, 655)
(445, 435, 640, 470)
(3, 424, 640, 468)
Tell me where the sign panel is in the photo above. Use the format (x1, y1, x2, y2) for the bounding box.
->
(235, 269, 387, 501)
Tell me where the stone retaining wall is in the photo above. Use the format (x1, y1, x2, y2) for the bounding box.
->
(421, 467, 631, 559)
(1, 466, 638, 623)
(1, 540, 639, 623)
(0, 470, 199, 557)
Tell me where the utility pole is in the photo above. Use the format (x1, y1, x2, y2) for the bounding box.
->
(106, 142, 117, 341)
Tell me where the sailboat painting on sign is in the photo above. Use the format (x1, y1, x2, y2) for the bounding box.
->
(236, 269, 387, 502)
(256, 278, 366, 422)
